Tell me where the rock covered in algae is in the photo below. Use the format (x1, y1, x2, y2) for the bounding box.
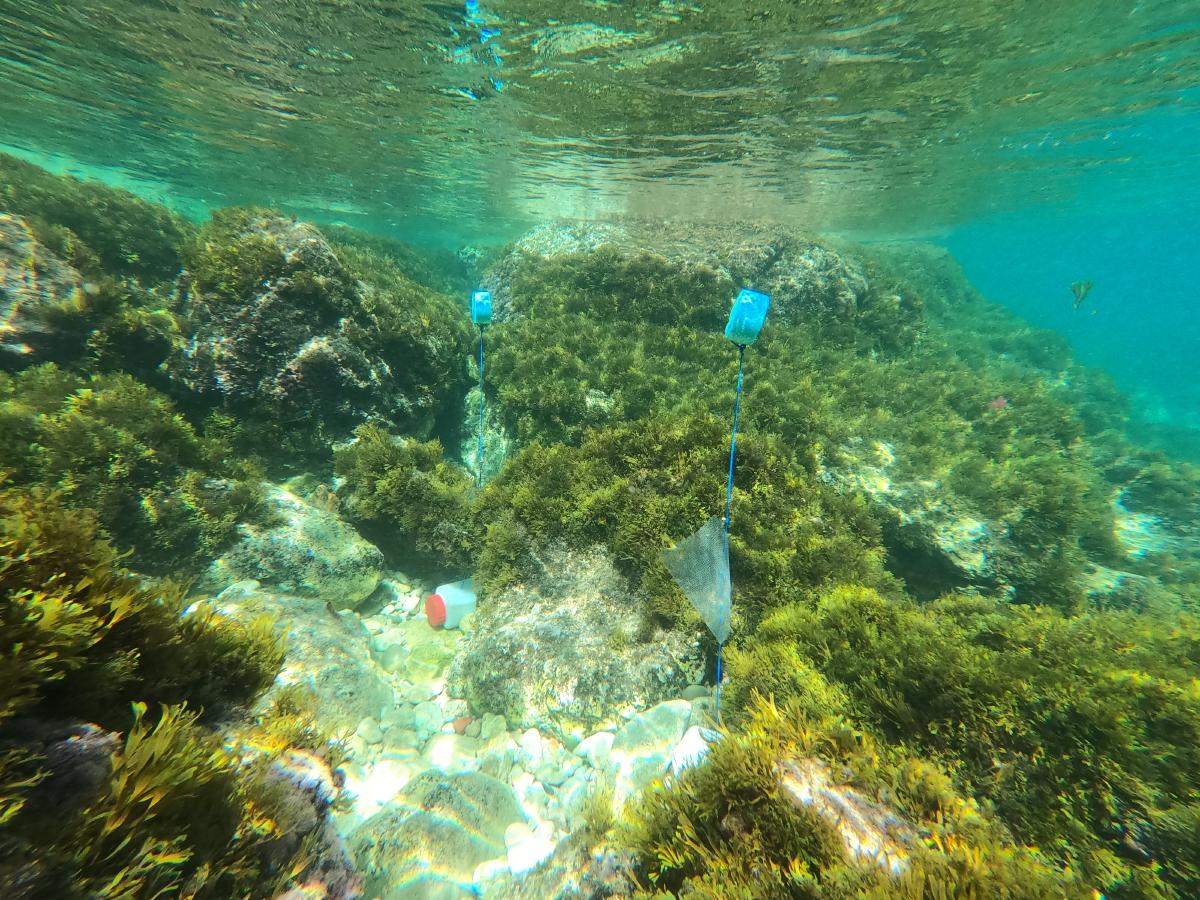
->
(209, 581, 393, 732)
(824, 439, 998, 596)
(447, 548, 703, 738)
(172, 209, 468, 447)
(203, 484, 384, 606)
(482, 219, 878, 328)
(349, 770, 523, 899)
(0, 212, 86, 358)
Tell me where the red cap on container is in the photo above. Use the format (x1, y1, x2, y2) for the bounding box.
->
(425, 593, 446, 628)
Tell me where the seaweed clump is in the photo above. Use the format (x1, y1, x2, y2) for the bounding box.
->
(334, 423, 475, 576)
(472, 413, 896, 634)
(0, 152, 194, 283)
(0, 485, 344, 897)
(625, 693, 1083, 899)
(485, 237, 1125, 611)
(0, 363, 267, 574)
(721, 584, 1200, 897)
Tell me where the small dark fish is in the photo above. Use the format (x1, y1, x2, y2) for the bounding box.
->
(1071, 280, 1094, 310)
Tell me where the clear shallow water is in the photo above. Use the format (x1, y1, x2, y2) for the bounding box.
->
(3, 0, 1197, 438)
(3, 4, 1200, 896)
(2, 0, 1198, 236)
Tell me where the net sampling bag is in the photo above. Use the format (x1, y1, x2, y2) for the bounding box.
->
(662, 515, 731, 646)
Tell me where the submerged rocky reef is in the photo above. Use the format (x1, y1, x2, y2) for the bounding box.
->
(2, 154, 1199, 898)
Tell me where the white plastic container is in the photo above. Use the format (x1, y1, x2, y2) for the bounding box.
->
(424, 578, 477, 629)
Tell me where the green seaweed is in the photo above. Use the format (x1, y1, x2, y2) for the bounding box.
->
(334, 423, 475, 575)
(0, 153, 194, 282)
(485, 243, 1130, 610)
(0, 363, 267, 573)
(624, 693, 1083, 899)
(722, 584, 1200, 896)
(472, 413, 897, 635)
(0, 485, 343, 898)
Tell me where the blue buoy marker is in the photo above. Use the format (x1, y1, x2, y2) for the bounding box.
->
(662, 287, 770, 726)
(470, 289, 493, 486)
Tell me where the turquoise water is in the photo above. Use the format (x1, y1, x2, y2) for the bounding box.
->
(3, 2, 1200, 898)
(3, 0, 1195, 444)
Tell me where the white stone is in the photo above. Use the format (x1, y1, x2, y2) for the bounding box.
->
(342, 757, 415, 821)
(384, 728, 420, 751)
(473, 858, 510, 886)
(504, 821, 533, 850)
(555, 773, 592, 822)
(574, 731, 615, 770)
(413, 700, 443, 738)
(505, 822, 556, 875)
(422, 734, 480, 774)
(612, 700, 691, 754)
(671, 725, 711, 774)
(518, 728, 544, 766)
(479, 735, 520, 781)
(355, 716, 384, 745)
(374, 643, 408, 674)
(381, 702, 415, 731)
(479, 713, 507, 742)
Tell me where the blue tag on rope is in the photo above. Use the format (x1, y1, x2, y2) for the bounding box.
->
(471, 289, 493, 325)
(724, 288, 770, 345)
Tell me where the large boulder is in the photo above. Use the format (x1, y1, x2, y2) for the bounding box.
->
(0, 212, 86, 361)
(482, 220, 894, 330)
(349, 770, 522, 899)
(203, 484, 384, 607)
(448, 548, 704, 740)
(172, 210, 470, 450)
(209, 581, 393, 732)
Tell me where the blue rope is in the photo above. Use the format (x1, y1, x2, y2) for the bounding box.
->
(477, 325, 486, 486)
(723, 343, 746, 534)
(715, 648, 724, 726)
(715, 343, 747, 726)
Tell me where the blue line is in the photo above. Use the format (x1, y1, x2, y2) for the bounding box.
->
(715, 644, 724, 726)
(723, 344, 746, 534)
(477, 325, 485, 486)
(716, 342, 746, 727)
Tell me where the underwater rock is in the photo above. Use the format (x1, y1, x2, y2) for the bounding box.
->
(470, 834, 637, 900)
(203, 484, 384, 606)
(606, 699, 694, 811)
(777, 756, 914, 875)
(451, 384, 513, 483)
(824, 440, 999, 598)
(447, 547, 703, 737)
(263, 749, 363, 899)
(349, 770, 522, 899)
(0, 213, 87, 361)
(483, 220, 880, 328)
(0, 720, 120, 821)
(211, 581, 393, 732)
(172, 210, 467, 450)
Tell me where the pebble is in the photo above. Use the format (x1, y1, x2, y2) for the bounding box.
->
(671, 725, 711, 774)
(413, 700, 443, 737)
(505, 822, 556, 875)
(356, 716, 384, 745)
(518, 728, 544, 767)
(479, 713, 507, 742)
(381, 703, 415, 730)
(422, 733, 480, 773)
(374, 643, 408, 674)
(574, 731, 614, 769)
